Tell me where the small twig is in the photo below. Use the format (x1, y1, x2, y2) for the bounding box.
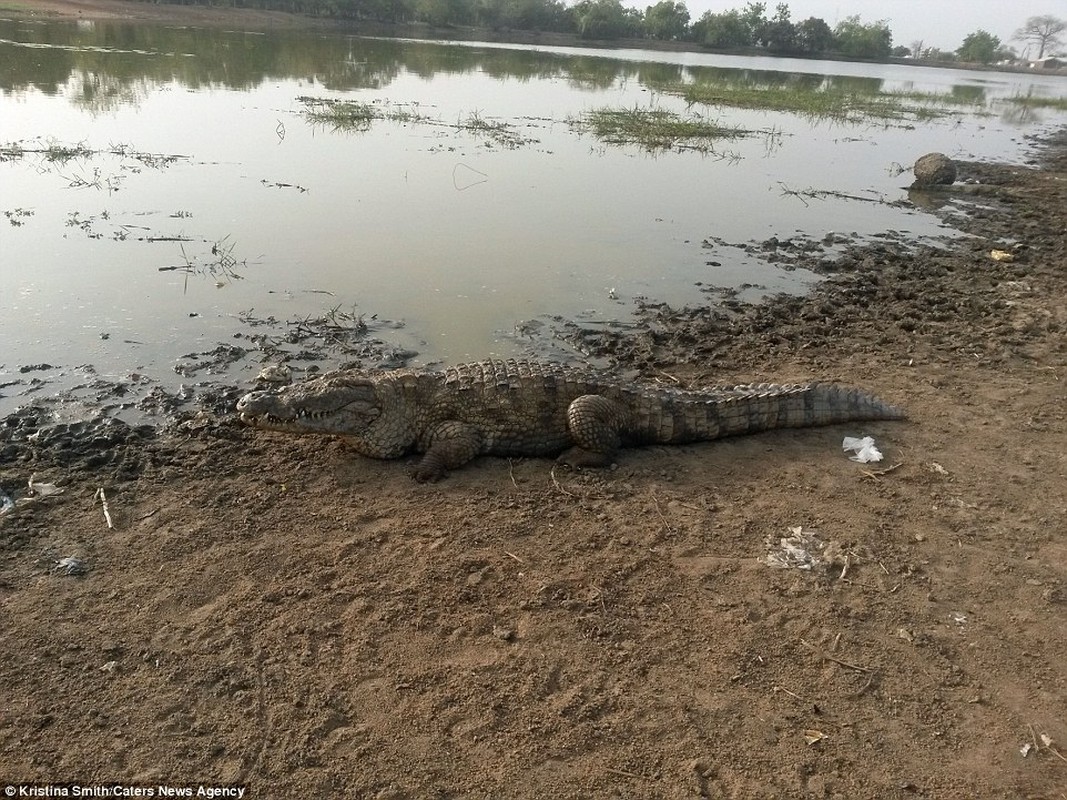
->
(507, 458, 518, 488)
(773, 684, 806, 701)
(839, 554, 851, 581)
(550, 465, 576, 497)
(861, 462, 904, 480)
(607, 768, 653, 781)
(503, 551, 524, 564)
(650, 493, 675, 535)
(655, 370, 682, 385)
(94, 487, 114, 529)
(850, 670, 878, 697)
(801, 639, 874, 673)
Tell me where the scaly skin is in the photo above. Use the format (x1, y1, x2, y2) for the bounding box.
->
(236, 359, 905, 481)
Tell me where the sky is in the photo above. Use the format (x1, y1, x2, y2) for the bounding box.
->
(633, 0, 1065, 54)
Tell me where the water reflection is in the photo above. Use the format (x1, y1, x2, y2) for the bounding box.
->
(8, 18, 1060, 111)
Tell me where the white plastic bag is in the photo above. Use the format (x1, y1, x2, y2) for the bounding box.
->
(842, 436, 883, 463)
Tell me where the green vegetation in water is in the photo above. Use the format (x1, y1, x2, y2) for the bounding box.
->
(1004, 94, 1067, 111)
(571, 107, 750, 154)
(1, 140, 93, 164)
(1, 138, 188, 168)
(458, 110, 538, 148)
(655, 81, 972, 122)
(298, 97, 537, 148)
(298, 97, 425, 132)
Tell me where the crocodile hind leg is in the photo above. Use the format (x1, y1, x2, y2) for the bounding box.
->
(413, 421, 485, 482)
(558, 394, 628, 469)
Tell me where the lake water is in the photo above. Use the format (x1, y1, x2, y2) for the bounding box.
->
(1, 18, 1065, 419)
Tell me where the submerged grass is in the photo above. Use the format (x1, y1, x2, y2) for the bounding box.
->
(298, 97, 535, 147)
(1, 139, 95, 163)
(572, 107, 749, 153)
(1004, 94, 1067, 111)
(656, 81, 969, 123)
(298, 97, 425, 131)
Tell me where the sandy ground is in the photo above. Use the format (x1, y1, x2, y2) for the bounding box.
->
(2, 3, 1067, 797)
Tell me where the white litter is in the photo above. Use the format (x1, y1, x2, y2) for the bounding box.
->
(760, 527, 824, 570)
(842, 435, 883, 463)
(28, 474, 65, 497)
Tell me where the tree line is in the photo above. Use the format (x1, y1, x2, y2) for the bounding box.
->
(142, 0, 1066, 63)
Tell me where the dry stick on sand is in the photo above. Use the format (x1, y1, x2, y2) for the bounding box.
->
(800, 639, 874, 673)
(607, 767, 654, 781)
(550, 465, 577, 497)
(650, 493, 675, 534)
(861, 462, 904, 480)
(94, 488, 113, 529)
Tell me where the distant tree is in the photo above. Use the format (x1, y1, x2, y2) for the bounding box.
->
(795, 16, 832, 54)
(694, 10, 752, 48)
(957, 30, 1001, 63)
(759, 2, 796, 52)
(475, 0, 566, 30)
(921, 47, 956, 62)
(832, 15, 892, 59)
(891, 45, 910, 58)
(740, 1, 768, 41)
(644, 0, 689, 40)
(1013, 15, 1066, 59)
(909, 39, 923, 58)
(414, 0, 471, 26)
(572, 0, 641, 39)
(371, 0, 415, 21)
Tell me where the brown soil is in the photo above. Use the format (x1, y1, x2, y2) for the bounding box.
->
(3, 4, 1067, 797)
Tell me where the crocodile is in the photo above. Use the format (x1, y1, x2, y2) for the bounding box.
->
(236, 359, 904, 481)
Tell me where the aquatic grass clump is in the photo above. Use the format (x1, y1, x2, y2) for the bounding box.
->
(1004, 94, 1067, 111)
(0, 138, 94, 163)
(458, 110, 536, 148)
(573, 107, 749, 153)
(658, 81, 963, 123)
(298, 96, 538, 148)
(298, 96, 426, 132)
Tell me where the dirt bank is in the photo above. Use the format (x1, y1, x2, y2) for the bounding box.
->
(1, 13, 1065, 792)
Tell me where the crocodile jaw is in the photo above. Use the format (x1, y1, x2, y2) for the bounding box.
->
(237, 400, 337, 432)
(235, 374, 383, 437)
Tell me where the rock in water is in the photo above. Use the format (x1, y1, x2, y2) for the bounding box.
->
(912, 152, 956, 187)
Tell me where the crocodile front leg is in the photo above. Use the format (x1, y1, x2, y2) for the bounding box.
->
(413, 421, 485, 482)
(558, 394, 629, 469)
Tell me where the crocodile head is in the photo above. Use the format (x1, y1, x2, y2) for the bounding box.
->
(237, 373, 382, 437)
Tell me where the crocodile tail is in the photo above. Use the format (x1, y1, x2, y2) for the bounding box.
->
(639, 383, 905, 444)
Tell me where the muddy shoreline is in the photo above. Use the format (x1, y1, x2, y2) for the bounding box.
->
(4, 131, 1064, 478)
